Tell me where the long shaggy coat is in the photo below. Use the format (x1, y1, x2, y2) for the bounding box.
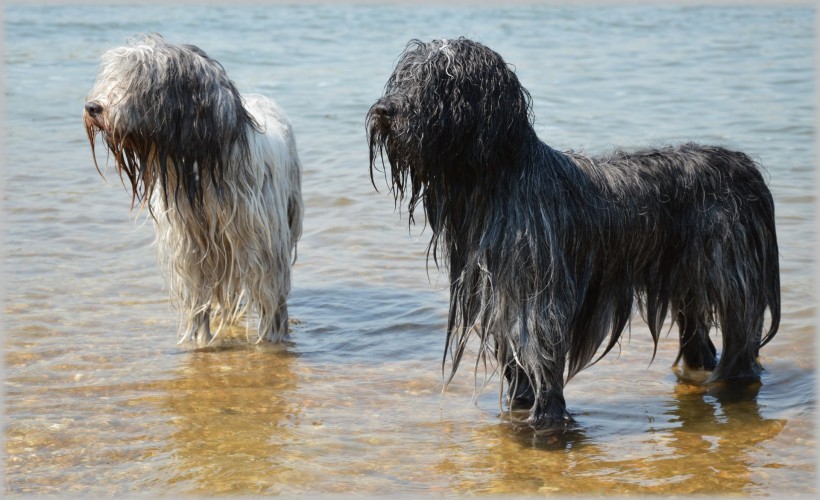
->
(368, 38, 780, 429)
(84, 34, 303, 345)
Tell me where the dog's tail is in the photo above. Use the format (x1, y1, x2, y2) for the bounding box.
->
(759, 189, 781, 348)
(742, 150, 781, 349)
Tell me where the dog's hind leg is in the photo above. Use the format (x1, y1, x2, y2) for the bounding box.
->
(706, 245, 769, 383)
(708, 303, 764, 383)
(674, 295, 717, 371)
(273, 297, 289, 340)
(259, 295, 289, 343)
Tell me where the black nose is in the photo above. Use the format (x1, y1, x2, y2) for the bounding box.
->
(370, 100, 397, 118)
(85, 101, 103, 116)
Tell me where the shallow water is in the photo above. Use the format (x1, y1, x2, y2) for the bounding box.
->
(3, 4, 816, 496)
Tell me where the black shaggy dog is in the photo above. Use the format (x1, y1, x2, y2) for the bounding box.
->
(367, 38, 780, 430)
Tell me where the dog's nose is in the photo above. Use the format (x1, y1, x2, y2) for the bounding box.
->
(371, 101, 396, 119)
(85, 101, 103, 116)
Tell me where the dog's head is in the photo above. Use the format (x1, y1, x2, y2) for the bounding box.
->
(368, 38, 534, 223)
(84, 33, 256, 210)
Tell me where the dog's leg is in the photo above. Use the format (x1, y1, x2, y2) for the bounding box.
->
(705, 254, 767, 383)
(495, 337, 535, 408)
(709, 333, 762, 383)
(260, 296, 289, 343)
(529, 384, 574, 430)
(527, 348, 574, 430)
(190, 307, 212, 347)
(504, 362, 535, 409)
(674, 297, 717, 371)
(708, 305, 764, 383)
(273, 297, 289, 340)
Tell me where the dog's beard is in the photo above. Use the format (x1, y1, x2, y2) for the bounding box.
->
(367, 107, 428, 229)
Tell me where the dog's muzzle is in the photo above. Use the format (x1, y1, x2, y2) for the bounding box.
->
(84, 100, 106, 130)
(85, 101, 103, 116)
(369, 99, 399, 132)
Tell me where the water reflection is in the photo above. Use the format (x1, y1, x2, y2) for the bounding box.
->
(449, 373, 789, 495)
(163, 337, 304, 494)
(653, 379, 787, 492)
(500, 409, 590, 449)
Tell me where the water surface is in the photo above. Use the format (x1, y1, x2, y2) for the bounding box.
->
(3, 4, 816, 496)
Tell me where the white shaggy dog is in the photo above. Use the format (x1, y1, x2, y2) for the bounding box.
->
(84, 34, 303, 346)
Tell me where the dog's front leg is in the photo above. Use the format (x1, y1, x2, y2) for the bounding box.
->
(504, 362, 536, 409)
(190, 307, 212, 347)
(529, 386, 574, 431)
(527, 345, 575, 430)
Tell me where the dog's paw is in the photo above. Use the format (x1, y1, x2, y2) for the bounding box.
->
(527, 410, 576, 432)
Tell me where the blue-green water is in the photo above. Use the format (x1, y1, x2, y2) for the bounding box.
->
(3, 4, 815, 495)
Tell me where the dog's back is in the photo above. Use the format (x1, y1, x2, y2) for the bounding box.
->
(564, 144, 780, 382)
(241, 94, 304, 253)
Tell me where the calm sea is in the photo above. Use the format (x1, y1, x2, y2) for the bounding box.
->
(3, 3, 816, 496)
